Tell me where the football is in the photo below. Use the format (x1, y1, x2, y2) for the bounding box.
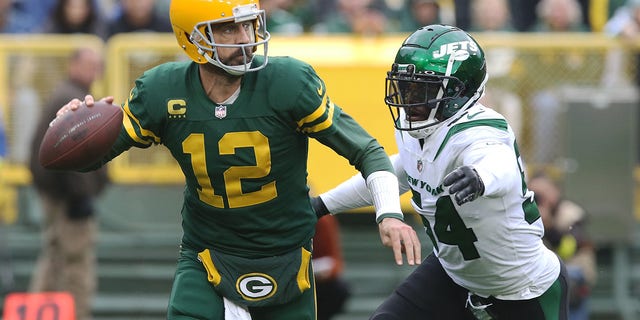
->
(39, 100, 123, 170)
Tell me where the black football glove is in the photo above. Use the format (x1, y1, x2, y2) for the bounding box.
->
(443, 166, 485, 206)
(310, 196, 330, 218)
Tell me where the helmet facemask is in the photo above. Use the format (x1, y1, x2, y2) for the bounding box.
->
(189, 3, 270, 75)
(385, 63, 466, 139)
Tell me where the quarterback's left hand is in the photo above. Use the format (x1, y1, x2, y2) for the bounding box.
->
(443, 166, 485, 206)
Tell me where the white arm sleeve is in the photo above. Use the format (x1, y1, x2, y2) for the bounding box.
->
(319, 172, 372, 213)
(366, 171, 403, 222)
(320, 167, 403, 222)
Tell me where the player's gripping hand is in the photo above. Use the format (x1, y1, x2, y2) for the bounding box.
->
(310, 196, 330, 219)
(378, 217, 421, 266)
(443, 166, 485, 206)
(56, 95, 115, 117)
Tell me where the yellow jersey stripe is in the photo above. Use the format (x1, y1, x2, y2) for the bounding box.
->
(123, 99, 161, 144)
(300, 101, 335, 134)
(297, 92, 328, 127)
(122, 111, 152, 146)
(297, 90, 335, 133)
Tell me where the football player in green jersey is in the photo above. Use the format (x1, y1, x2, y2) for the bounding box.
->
(53, 0, 421, 319)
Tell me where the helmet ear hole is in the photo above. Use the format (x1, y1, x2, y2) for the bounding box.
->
(186, 32, 195, 44)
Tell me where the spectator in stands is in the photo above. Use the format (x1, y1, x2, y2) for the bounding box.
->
(505, 0, 591, 31)
(29, 47, 110, 320)
(571, 0, 627, 32)
(155, 0, 171, 19)
(313, 215, 351, 320)
(41, 0, 108, 40)
(0, 0, 12, 32)
(312, 0, 390, 36)
(295, 0, 337, 32)
(456, 0, 516, 31)
(0, 0, 56, 33)
(605, 0, 640, 86)
(261, 0, 304, 35)
(106, 0, 172, 38)
(452, 0, 472, 30)
(506, 0, 540, 31)
(528, 173, 596, 320)
(469, 0, 514, 32)
(0, 0, 27, 33)
(395, 0, 441, 33)
(533, 0, 589, 32)
(605, 0, 640, 37)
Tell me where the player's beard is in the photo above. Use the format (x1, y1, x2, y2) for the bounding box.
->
(221, 47, 254, 66)
(206, 47, 255, 79)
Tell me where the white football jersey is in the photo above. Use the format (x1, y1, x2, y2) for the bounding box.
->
(392, 104, 560, 300)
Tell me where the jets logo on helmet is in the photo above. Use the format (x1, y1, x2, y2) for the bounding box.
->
(433, 41, 479, 59)
(384, 24, 488, 139)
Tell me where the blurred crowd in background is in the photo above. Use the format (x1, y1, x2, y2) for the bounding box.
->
(0, 0, 640, 38)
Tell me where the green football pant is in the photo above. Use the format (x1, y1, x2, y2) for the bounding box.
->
(166, 247, 317, 320)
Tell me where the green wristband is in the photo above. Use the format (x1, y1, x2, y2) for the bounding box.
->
(376, 212, 404, 224)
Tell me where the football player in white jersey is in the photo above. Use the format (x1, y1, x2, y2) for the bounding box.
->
(311, 24, 569, 319)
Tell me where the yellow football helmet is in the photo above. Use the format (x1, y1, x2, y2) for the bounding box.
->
(170, 0, 270, 75)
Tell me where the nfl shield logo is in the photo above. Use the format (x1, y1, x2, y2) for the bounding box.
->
(215, 105, 227, 119)
(417, 160, 423, 172)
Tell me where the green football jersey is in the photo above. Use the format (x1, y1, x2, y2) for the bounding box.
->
(99, 56, 392, 256)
